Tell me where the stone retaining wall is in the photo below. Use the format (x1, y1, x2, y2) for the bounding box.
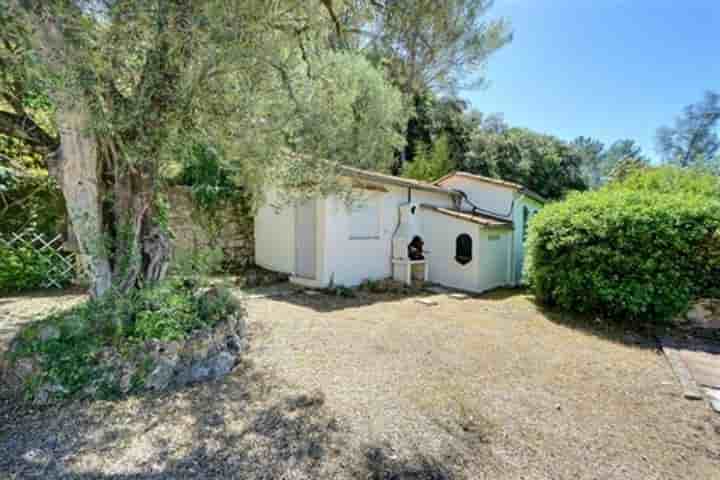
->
(166, 186, 254, 270)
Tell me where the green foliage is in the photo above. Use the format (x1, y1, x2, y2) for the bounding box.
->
(465, 127, 586, 199)
(0, 241, 72, 292)
(608, 165, 720, 196)
(131, 280, 235, 341)
(656, 90, 720, 171)
(9, 278, 241, 400)
(176, 143, 241, 212)
(365, 0, 512, 93)
(606, 155, 649, 183)
(526, 168, 720, 322)
(402, 135, 453, 181)
(267, 51, 408, 204)
(326, 285, 356, 298)
(358, 278, 421, 295)
(172, 247, 225, 279)
(572, 137, 650, 189)
(0, 166, 64, 237)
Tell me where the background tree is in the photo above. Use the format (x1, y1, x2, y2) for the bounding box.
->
(656, 90, 720, 173)
(602, 139, 648, 171)
(363, 0, 512, 94)
(401, 134, 452, 181)
(403, 92, 479, 169)
(2, 0, 407, 297)
(464, 126, 586, 200)
(572, 136, 605, 189)
(356, 0, 511, 170)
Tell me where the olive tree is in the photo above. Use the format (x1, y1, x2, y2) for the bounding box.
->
(1, 0, 407, 297)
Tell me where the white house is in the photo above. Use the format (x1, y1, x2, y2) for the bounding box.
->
(254, 167, 544, 293)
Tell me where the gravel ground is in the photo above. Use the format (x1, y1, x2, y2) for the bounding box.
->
(1, 287, 719, 479)
(0, 289, 86, 351)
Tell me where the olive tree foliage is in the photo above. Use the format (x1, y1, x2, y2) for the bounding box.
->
(656, 90, 720, 173)
(1, 0, 407, 297)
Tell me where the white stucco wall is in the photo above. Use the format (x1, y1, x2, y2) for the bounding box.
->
(422, 210, 482, 291)
(422, 209, 513, 293)
(320, 186, 406, 286)
(435, 174, 544, 286)
(437, 176, 515, 218)
(410, 189, 456, 209)
(254, 190, 295, 274)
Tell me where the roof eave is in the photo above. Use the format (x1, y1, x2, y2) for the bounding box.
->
(340, 167, 462, 197)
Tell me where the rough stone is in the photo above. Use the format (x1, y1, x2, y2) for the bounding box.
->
(209, 351, 236, 377)
(119, 365, 137, 394)
(190, 363, 211, 382)
(166, 186, 254, 272)
(34, 383, 67, 405)
(147, 358, 176, 390)
(14, 357, 38, 381)
(686, 304, 710, 323)
(39, 325, 61, 342)
(10, 295, 246, 402)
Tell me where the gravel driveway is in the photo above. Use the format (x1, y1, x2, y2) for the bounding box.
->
(1, 287, 719, 479)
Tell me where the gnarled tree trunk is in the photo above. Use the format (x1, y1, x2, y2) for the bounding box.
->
(49, 107, 113, 298)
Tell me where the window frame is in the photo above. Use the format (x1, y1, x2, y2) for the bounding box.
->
(348, 194, 382, 240)
(455, 233, 473, 266)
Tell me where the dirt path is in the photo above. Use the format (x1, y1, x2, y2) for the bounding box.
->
(0, 289, 86, 351)
(1, 288, 719, 479)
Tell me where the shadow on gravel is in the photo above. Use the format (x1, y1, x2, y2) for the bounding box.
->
(271, 290, 434, 314)
(363, 445, 456, 480)
(0, 358, 348, 479)
(538, 306, 661, 351)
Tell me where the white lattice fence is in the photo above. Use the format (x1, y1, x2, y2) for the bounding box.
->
(0, 231, 79, 288)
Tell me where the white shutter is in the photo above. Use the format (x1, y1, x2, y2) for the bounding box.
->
(349, 196, 380, 239)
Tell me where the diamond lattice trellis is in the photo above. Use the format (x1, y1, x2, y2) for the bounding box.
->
(0, 231, 79, 289)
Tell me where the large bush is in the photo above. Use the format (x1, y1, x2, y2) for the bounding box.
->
(526, 168, 720, 322)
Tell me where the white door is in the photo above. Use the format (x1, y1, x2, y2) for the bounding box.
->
(294, 200, 317, 279)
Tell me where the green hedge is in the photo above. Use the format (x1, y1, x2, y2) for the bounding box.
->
(526, 168, 720, 322)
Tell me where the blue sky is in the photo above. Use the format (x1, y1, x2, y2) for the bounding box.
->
(464, 0, 720, 161)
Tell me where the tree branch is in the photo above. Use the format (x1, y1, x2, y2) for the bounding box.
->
(0, 109, 58, 152)
(320, 0, 343, 43)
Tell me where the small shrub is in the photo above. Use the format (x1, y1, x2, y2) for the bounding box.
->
(325, 285, 356, 298)
(358, 278, 420, 295)
(526, 168, 720, 322)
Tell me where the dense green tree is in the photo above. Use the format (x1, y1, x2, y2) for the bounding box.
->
(401, 134, 452, 181)
(1, 0, 407, 297)
(465, 127, 585, 200)
(656, 91, 720, 173)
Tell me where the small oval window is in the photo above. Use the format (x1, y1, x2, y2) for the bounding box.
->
(455, 234, 472, 265)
